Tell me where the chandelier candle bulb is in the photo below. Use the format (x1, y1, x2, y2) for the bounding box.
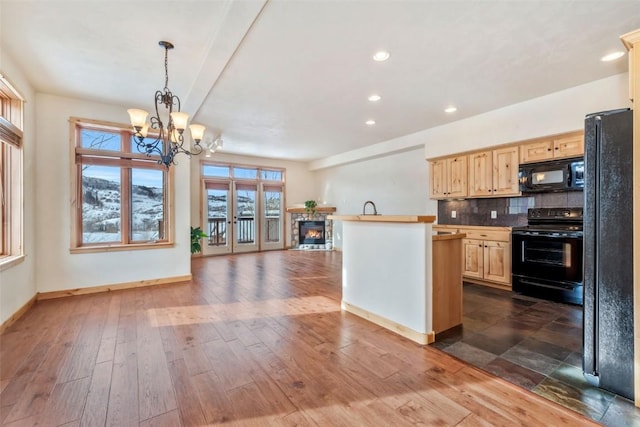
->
(189, 124, 205, 143)
(170, 112, 189, 132)
(127, 108, 149, 129)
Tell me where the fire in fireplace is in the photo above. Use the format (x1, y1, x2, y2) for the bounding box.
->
(299, 220, 326, 245)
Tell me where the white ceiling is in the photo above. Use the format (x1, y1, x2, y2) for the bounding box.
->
(2, 0, 639, 161)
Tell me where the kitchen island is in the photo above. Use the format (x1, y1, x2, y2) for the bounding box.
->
(329, 215, 464, 344)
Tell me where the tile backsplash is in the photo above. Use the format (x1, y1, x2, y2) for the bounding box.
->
(437, 191, 584, 226)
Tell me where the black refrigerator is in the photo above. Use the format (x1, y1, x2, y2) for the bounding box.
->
(583, 108, 634, 400)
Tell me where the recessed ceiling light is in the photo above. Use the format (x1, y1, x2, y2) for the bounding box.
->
(365, 120, 376, 125)
(601, 51, 625, 62)
(373, 51, 390, 62)
(368, 94, 381, 102)
(444, 106, 457, 113)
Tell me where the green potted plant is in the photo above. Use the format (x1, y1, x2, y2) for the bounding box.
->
(190, 226, 208, 254)
(304, 200, 317, 217)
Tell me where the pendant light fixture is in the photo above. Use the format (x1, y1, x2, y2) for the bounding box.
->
(127, 41, 205, 167)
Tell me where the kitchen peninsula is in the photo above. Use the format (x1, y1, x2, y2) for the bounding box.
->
(328, 214, 464, 345)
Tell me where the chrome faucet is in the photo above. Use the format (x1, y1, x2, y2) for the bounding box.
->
(362, 200, 378, 215)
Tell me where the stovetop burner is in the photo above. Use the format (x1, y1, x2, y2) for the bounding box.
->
(513, 224, 583, 232)
(512, 207, 584, 236)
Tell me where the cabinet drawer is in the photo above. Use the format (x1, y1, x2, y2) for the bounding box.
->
(434, 226, 511, 242)
(459, 229, 511, 242)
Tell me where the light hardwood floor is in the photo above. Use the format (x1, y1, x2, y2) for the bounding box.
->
(0, 250, 598, 426)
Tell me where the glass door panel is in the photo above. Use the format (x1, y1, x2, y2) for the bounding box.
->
(202, 181, 232, 256)
(233, 182, 258, 253)
(261, 183, 284, 250)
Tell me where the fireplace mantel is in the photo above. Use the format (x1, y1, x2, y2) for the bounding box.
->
(286, 206, 336, 214)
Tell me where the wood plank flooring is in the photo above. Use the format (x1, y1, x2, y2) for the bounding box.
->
(0, 250, 599, 426)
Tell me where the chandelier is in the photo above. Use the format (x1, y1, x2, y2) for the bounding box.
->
(127, 41, 205, 167)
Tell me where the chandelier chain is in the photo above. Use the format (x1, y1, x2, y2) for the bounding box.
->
(164, 45, 169, 91)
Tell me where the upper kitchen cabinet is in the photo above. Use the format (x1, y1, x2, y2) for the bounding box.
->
(429, 155, 468, 199)
(520, 131, 584, 163)
(468, 147, 519, 197)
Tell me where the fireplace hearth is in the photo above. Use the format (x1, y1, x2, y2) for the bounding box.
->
(299, 220, 326, 245)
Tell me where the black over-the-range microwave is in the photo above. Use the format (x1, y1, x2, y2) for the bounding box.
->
(519, 158, 584, 193)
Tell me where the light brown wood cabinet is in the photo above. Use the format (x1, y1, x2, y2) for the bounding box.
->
(435, 225, 511, 289)
(468, 147, 519, 197)
(429, 130, 583, 200)
(432, 234, 464, 334)
(462, 239, 510, 286)
(520, 131, 584, 163)
(429, 155, 468, 199)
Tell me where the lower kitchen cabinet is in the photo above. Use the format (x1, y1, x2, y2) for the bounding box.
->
(435, 225, 512, 290)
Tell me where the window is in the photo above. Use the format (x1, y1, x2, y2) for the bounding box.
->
(71, 118, 172, 251)
(0, 75, 23, 267)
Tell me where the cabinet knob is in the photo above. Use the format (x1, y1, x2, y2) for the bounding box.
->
(555, 147, 559, 150)
(547, 148, 552, 151)
(484, 245, 488, 248)
(493, 189, 497, 192)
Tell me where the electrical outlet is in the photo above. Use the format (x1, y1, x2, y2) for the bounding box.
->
(491, 210, 497, 219)
(451, 210, 457, 219)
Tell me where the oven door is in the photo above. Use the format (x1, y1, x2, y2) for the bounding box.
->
(512, 231, 583, 284)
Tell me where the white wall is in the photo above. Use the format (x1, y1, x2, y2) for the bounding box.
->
(313, 74, 631, 249)
(189, 151, 315, 248)
(0, 51, 37, 325)
(34, 94, 192, 293)
(315, 148, 434, 248)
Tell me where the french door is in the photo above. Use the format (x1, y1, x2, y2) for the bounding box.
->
(201, 180, 283, 255)
(232, 181, 259, 253)
(261, 183, 284, 251)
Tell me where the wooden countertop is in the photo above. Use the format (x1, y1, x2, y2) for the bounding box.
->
(432, 232, 466, 241)
(433, 224, 512, 232)
(328, 215, 436, 223)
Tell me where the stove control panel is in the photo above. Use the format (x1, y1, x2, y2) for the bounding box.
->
(528, 207, 583, 220)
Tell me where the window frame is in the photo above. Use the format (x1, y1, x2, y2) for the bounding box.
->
(0, 75, 24, 271)
(70, 117, 175, 253)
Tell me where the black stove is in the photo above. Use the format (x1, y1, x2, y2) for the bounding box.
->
(512, 207, 584, 305)
(512, 208, 583, 237)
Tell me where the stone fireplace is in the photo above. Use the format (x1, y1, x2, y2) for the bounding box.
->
(286, 206, 336, 250)
(299, 220, 326, 245)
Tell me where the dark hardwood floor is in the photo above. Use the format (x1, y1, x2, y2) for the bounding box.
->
(433, 283, 640, 426)
(1, 251, 600, 425)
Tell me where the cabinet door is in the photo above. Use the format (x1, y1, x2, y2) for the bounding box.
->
(520, 140, 553, 163)
(462, 238, 483, 279)
(468, 151, 493, 197)
(492, 147, 520, 196)
(483, 241, 511, 285)
(429, 160, 447, 199)
(447, 156, 468, 198)
(553, 133, 584, 159)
